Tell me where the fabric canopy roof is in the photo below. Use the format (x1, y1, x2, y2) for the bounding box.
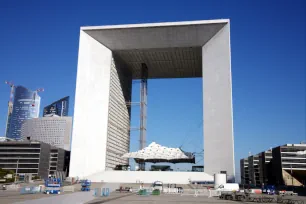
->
(122, 142, 195, 163)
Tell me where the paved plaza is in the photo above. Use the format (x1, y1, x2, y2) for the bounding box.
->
(0, 190, 242, 204)
(1, 187, 306, 204)
(89, 194, 306, 204)
(88, 194, 238, 204)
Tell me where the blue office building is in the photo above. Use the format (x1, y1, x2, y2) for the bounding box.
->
(43, 96, 69, 117)
(8, 86, 40, 140)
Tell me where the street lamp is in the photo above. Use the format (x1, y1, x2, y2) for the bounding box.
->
(290, 164, 293, 186)
(14, 157, 20, 183)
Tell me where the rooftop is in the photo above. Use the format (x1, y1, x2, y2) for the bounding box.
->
(81, 19, 229, 79)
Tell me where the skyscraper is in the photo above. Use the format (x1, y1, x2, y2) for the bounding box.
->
(43, 96, 69, 117)
(7, 86, 40, 140)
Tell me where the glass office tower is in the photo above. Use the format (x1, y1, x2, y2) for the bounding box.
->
(8, 86, 40, 140)
(43, 96, 69, 117)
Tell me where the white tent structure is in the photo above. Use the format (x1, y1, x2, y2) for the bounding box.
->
(122, 142, 195, 163)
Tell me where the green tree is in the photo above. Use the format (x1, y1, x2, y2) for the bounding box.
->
(0, 168, 11, 178)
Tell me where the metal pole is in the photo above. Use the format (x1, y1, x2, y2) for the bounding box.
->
(139, 63, 148, 171)
(15, 158, 19, 183)
(291, 164, 293, 186)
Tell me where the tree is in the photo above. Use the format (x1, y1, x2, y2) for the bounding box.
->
(0, 168, 12, 178)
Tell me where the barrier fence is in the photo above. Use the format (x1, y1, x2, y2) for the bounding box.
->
(163, 188, 179, 194)
(20, 186, 41, 194)
(62, 186, 75, 192)
(195, 189, 210, 197)
(180, 189, 197, 196)
(179, 188, 210, 197)
(6, 184, 20, 191)
(94, 188, 110, 197)
(208, 190, 221, 198)
(162, 188, 221, 198)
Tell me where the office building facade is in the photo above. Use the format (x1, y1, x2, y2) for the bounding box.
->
(7, 86, 40, 140)
(21, 116, 72, 151)
(240, 158, 250, 185)
(0, 141, 70, 179)
(241, 144, 306, 186)
(4, 101, 13, 138)
(43, 96, 69, 117)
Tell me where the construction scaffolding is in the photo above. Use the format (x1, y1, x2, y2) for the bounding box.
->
(139, 63, 148, 170)
(140, 63, 148, 150)
(125, 63, 148, 170)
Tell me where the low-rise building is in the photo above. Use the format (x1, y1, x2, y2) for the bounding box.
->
(241, 143, 306, 187)
(0, 140, 70, 179)
(21, 115, 72, 150)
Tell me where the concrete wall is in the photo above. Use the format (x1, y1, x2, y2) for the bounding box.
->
(202, 23, 235, 181)
(69, 30, 112, 177)
(87, 171, 213, 184)
(57, 148, 65, 172)
(271, 146, 283, 185)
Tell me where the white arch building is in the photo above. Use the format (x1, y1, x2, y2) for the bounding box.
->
(70, 19, 235, 183)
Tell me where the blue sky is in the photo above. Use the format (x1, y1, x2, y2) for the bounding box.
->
(0, 1, 305, 176)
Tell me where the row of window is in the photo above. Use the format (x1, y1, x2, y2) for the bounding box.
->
(109, 98, 130, 115)
(106, 157, 128, 167)
(108, 113, 130, 129)
(107, 127, 129, 142)
(107, 136, 129, 151)
(109, 99, 130, 117)
(281, 148, 306, 152)
(108, 119, 130, 134)
(0, 164, 39, 168)
(0, 145, 40, 148)
(107, 138, 129, 151)
(107, 60, 132, 170)
(0, 149, 40, 153)
(106, 151, 128, 163)
(0, 154, 40, 158)
(107, 124, 130, 142)
(282, 159, 306, 163)
(282, 164, 306, 168)
(106, 143, 128, 155)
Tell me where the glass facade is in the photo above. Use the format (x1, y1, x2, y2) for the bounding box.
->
(8, 86, 40, 140)
(43, 96, 69, 117)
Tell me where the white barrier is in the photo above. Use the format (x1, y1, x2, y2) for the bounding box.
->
(195, 189, 209, 197)
(62, 186, 75, 192)
(31, 186, 41, 193)
(208, 189, 221, 197)
(163, 188, 179, 194)
(6, 184, 20, 191)
(39, 185, 45, 192)
(179, 188, 212, 197)
(130, 188, 139, 192)
(163, 187, 220, 198)
(181, 189, 196, 196)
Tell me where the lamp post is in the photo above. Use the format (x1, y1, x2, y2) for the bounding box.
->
(291, 164, 293, 186)
(15, 157, 20, 183)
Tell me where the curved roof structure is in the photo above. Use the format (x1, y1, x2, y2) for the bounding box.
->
(122, 142, 195, 164)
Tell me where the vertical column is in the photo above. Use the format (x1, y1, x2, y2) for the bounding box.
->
(202, 22, 235, 181)
(139, 63, 148, 171)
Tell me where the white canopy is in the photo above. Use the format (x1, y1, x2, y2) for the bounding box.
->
(122, 142, 189, 160)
